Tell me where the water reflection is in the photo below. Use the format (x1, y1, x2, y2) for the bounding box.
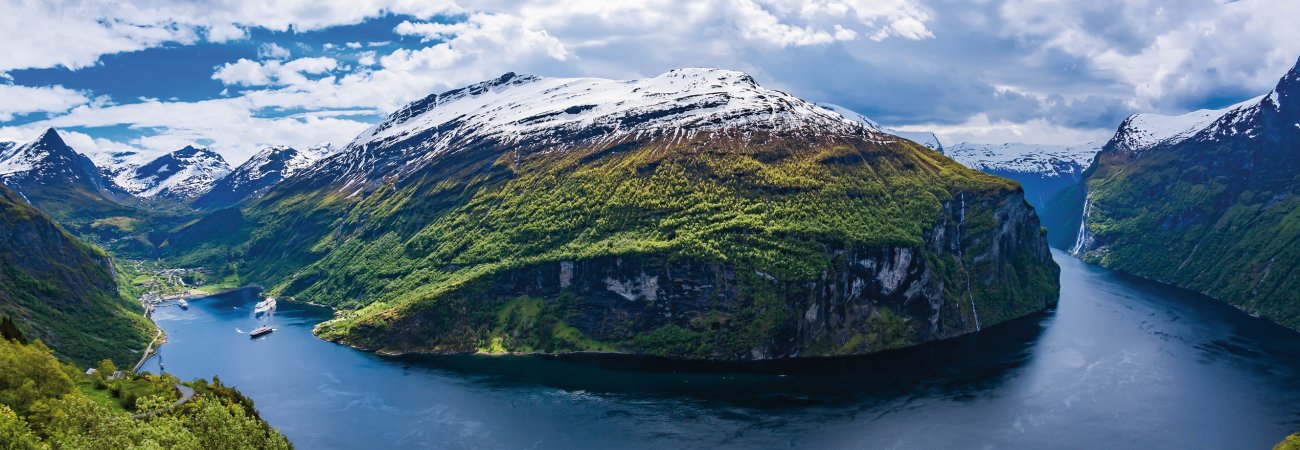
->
(145, 250, 1300, 449)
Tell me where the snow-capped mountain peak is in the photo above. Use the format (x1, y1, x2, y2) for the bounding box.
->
(1, 128, 94, 180)
(0, 128, 126, 205)
(89, 149, 149, 177)
(1109, 95, 1264, 155)
(947, 142, 1101, 177)
(323, 69, 891, 190)
(191, 143, 335, 209)
(116, 145, 231, 200)
(349, 69, 880, 154)
(228, 144, 329, 187)
(1107, 58, 1300, 157)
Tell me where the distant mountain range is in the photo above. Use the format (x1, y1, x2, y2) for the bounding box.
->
(0, 128, 337, 214)
(192, 144, 331, 210)
(942, 142, 1101, 247)
(110, 145, 231, 201)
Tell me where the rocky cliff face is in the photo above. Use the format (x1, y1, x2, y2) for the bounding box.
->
(338, 189, 1055, 358)
(319, 157, 1056, 360)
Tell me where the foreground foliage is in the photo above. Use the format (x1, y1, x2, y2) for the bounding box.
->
(0, 338, 290, 449)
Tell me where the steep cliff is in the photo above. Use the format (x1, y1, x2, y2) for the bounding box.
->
(1075, 58, 1300, 330)
(0, 185, 151, 366)
(324, 171, 1056, 359)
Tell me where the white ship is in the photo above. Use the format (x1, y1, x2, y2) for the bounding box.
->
(253, 297, 277, 316)
(249, 325, 273, 338)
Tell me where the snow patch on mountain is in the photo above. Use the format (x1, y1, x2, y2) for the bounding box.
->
(324, 69, 899, 190)
(115, 146, 231, 199)
(192, 143, 335, 208)
(350, 69, 885, 154)
(89, 150, 150, 177)
(947, 142, 1101, 177)
(224, 144, 330, 190)
(1110, 95, 1263, 154)
(0, 140, 34, 176)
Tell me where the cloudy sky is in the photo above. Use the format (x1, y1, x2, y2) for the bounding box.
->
(1, 0, 1297, 164)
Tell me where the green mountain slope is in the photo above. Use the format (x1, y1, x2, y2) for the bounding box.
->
(166, 70, 1059, 359)
(1076, 59, 1300, 329)
(0, 185, 152, 366)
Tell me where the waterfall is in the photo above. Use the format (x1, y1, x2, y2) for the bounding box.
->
(1070, 195, 1092, 256)
(967, 279, 981, 331)
(958, 193, 981, 332)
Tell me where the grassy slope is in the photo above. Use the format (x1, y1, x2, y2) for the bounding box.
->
(166, 131, 1056, 355)
(0, 186, 152, 367)
(1083, 141, 1300, 329)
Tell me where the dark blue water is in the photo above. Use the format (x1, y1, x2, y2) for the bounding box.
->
(145, 251, 1300, 449)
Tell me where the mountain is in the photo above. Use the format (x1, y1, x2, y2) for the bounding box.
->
(166, 69, 1058, 360)
(114, 145, 231, 200)
(1073, 57, 1300, 330)
(816, 103, 945, 152)
(946, 142, 1098, 182)
(0, 129, 116, 195)
(191, 144, 330, 210)
(0, 184, 151, 366)
(0, 128, 134, 231)
(947, 142, 1102, 247)
(89, 148, 143, 179)
(1106, 95, 1263, 155)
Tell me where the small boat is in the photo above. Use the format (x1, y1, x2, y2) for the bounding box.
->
(177, 299, 189, 309)
(250, 325, 273, 338)
(253, 297, 277, 316)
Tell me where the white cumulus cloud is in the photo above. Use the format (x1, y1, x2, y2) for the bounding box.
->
(213, 57, 340, 87)
(0, 84, 91, 121)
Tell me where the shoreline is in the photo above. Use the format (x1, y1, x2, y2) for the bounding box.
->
(338, 307, 1060, 368)
(132, 284, 264, 373)
(163, 285, 265, 301)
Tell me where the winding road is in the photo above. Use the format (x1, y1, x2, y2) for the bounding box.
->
(131, 328, 163, 373)
(131, 383, 195, 419)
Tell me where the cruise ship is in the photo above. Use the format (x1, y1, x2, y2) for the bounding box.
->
(253, 297, 276, 316)
(249, 325, 273, 338)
